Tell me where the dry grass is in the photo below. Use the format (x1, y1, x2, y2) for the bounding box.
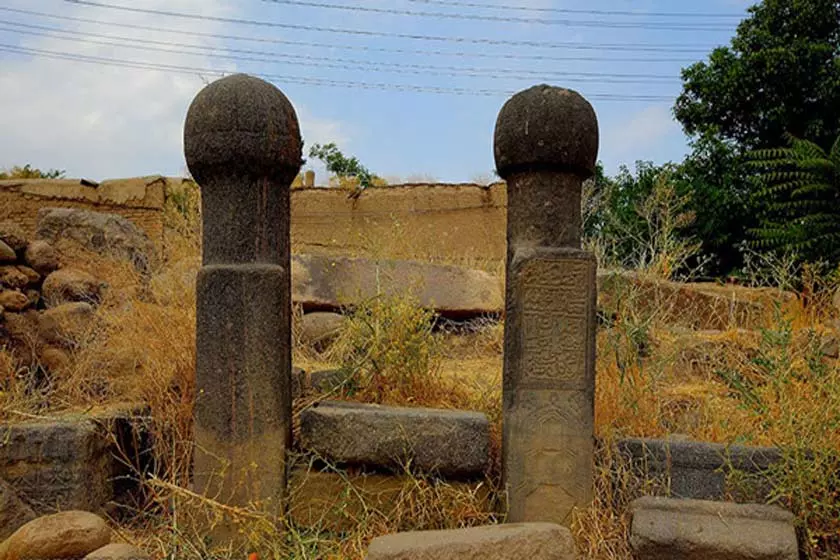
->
(1, 182, 840, 558)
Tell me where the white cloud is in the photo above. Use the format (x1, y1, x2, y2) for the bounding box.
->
(0, 0, 347, 180)
(602, 104, 681, 164)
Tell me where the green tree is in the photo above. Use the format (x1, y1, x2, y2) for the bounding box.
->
(308, 143, 380, 189)
(747, 133, 840, 265)
(0, 164, 65, 179)
(673, 0, 840, 275)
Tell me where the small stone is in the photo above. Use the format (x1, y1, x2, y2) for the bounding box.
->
(820, 332, 839, 359)
(39, 302, 95, 347)
(0, 267, 29, 290)
(84, 542, 151, 560)
(0, 240, 15, 263)
(16, 266, 40, 286)
(0, 222, 28, 252)
(299, 311, 345, 350)
(300, 401, 490, 478)
(39, 346, 71, 372)
(630, 496, 798, 560)
(366, 523, 578, 560)
(3, 511, 111, 560)
(310, 369, 352, 393)
(24, 240, 60, 276)
(0, 478, 36, 541)
(0, 291, 29, 312)
(42, 268, 105, 307)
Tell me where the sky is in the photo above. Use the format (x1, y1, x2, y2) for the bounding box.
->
(0, 0, 755, 184)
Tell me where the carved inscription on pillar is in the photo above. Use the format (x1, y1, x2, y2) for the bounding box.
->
(505, 252, 596, 525)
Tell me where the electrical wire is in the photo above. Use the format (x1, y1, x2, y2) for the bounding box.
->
(403, 0, 745, 18)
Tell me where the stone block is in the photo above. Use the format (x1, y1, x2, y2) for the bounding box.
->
(292, 254, 503, 319)
(630, 496, 798, 560)
(617, 438, 781, 500)
(365, 523, 578, 560)
(0, 477, 35, 540)
(300, 401, 490, 478)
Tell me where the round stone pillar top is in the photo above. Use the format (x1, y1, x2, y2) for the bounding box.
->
(184, 73, 303, 187)
(494, 84, 599, 180)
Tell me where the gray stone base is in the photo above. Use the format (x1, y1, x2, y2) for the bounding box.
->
(630, 496, 798, 560)
(299, 401, 490, 478)
(366, 523, 578, 560)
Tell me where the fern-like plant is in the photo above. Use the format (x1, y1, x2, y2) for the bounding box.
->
(747, 132, 840, 265)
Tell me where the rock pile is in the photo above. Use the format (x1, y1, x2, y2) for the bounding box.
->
(0, 221, 106, 373)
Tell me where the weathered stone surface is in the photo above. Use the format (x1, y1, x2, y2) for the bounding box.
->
(617, 438, 781, 501)
(0, 221, 28, 252)
(0, 267, 28, 290)
(495, 85, 599, 527)
(0, 241, 15, 263)
(16, 266, 40, 286)
(366, 522, 578, 560)
(291, 368, 353, 399)
(300, 401, 490, 477)
(0, 478, 36, 541)
(292, 254, 503, 318)
(0, 290, 29, 312)
(630, 496, 798, 560)
(186, 74, 301, 540)
(4, 511, 111, 560)
(42, 268, 105, 307)
(36, 207, 156, 272)
(299, 311, 345, 349)
(38, 302, 95, 347)
(84, 542, 151, 560)
(0, 419, 113, 513)
(24, 240, 60, 276)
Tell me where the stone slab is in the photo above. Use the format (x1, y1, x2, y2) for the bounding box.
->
(299, 401, 490, 478)
(630, 496, 798, 560)
(292, 254, 503, 319)
(617, 438, 781, 500)
(365, 522, 577, 560)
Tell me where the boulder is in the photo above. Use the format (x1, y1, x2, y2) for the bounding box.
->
(36, 208, 155, 273)
(292, 254, 503, 319)
(0, 291, 29, 312)
(3, 511, 111, 560)
(366, 523, 578, 560)
(0, 478, 35, 541)
(84, 542, 151, 560)
(0, 268, 28, 290)
(299, 311, 345, 349)
(630, 496, 798, 560)
(38, 302, 95, 347)
(42, 268, 105, 307)
(24, 240, 60, 276)
(15, 266, 40, 286)
(39, 346, 71, 372)
(0, 222, 27, 252)
(0, 241, 15, 263)
(300, 401, 490, 478)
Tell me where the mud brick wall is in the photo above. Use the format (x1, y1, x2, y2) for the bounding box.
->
(0, 176, 167, 246)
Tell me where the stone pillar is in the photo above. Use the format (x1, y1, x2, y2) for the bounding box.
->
(183, 74, 302, 527)
(494, 85, 599, 526)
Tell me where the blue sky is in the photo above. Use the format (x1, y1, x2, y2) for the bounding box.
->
(0, 0, 754, 183)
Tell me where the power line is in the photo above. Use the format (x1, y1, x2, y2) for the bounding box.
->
(403, 0, 745, 18)
(0, 22, 681, 83)
(0, 43, 676, 101)
(1, 6, 712, 56)
(256, 0, 734, 31)
(58, 1, 715, 52)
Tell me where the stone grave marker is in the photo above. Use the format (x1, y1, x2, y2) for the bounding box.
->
(494, 84, 599, 526)
(184, 73, 302, 531)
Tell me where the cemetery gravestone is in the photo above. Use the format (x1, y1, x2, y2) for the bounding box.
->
(494, 85, 599, 526)
(184, 74, 302, 531)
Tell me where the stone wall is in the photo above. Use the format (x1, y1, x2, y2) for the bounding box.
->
(290, 182, 507, 262)
(0, 176, 168, 246)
